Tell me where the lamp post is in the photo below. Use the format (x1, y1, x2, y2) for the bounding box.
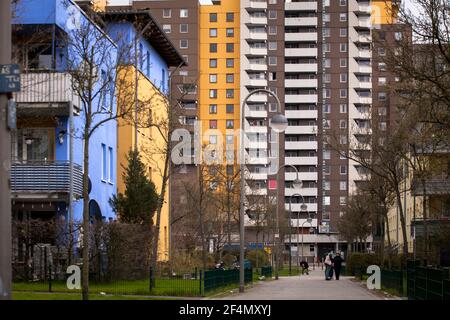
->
(239, 89, 287, 293)
(301, 218, 313, 263)
(288, 193, 307, 270)
(274, 164, 302, 280)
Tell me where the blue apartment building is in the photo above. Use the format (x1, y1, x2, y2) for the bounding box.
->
(11, 0, 117, 229)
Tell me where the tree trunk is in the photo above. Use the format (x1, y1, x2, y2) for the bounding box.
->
(395, 187, 409, 255)
(82, 130, 90, 301)
(150, 151, 170, 284)
(421, 179, 429, 261)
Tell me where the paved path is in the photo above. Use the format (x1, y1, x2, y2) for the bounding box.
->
(219, 269, 385, 300)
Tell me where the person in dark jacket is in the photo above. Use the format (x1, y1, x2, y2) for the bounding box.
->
(333, 252, 343, 280)
(300, 260, 309, 275)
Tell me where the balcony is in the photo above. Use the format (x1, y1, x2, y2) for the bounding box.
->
(247, 63, 268, 71)
(412, 174, 450, 196)
(356, 96, 372, 104)
(285, 63, 317, 73)
(285, 125, 318, 134)
(289, 218, 318, 227)
(285, 156, 318, 166)
(285, 110, 318, 119)
(13, 71, 81, 116)
(285, 79, 318, 88)
(248, 0, 267, 9)
(358, 5, 372, 14)
(357, 35, 372, 43)
(11, 161, 83, 199)
(248, 32, 267, 41)
(285, 33, 318, 42)
(247, 94, 268, 103)
(355, 81, 372, 89)
(285, 1, 317, 11)
(245, 107, 267, 118)
(248, 172, 268, 180)
(285, 141, 318, 150)
(285, 172, 318, 181)
(248, 47, 268, 56)
(358, 50, 372, 59)
(248, 79, 268, 87)
(285, 187, 317, 197)
(285, 48, 318, 57)
(285, 17, 318, 26)
(358, 65, 372, 74)
(249, 16, 267, 25)
(285, 94, 318, 104)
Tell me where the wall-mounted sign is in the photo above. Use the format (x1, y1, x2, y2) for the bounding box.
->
(0, 64, 20, 93)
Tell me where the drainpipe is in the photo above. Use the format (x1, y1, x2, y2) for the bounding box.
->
(68, 101, 74, 264)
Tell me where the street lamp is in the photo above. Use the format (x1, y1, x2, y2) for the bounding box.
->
(274, 164, 302, 280)
(239, 89, 287, 293)
(301, 218, 314, 263)
(288, 193, 307, 271)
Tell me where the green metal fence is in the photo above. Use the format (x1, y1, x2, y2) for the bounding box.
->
(381, 269, 405, 296)
(261, 266, 273, 278)
(203, 268, 252, 295)
(405, 260, 450, 300)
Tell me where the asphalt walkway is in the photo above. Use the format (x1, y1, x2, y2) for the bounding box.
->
(219, 269, 385, 300)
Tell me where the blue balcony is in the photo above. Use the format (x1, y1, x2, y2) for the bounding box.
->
(11, 160, 83, 199)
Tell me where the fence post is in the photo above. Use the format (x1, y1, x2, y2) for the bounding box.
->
(48, 263, 52, 293)
(199, 270, 203, 296)
(149, 266, 154, 292)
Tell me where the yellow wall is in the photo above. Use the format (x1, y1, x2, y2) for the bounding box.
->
(117, 66, 170, 261)
(199, 1, 240, 164)
(371, 1, 399, 25)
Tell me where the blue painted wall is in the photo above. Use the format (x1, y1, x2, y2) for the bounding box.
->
(13, 0, 118, 222)
(106, 22, 170, 94)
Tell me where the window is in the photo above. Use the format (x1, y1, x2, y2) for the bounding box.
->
(210, 43, 217, 53)
(340, 196, 347, 205)
(182, 55, 188, 63)
(340, 43, 347, 52)
(209, 89, 217, 99)
(378, 77, 387, 85)
(209, 104, 217, 114)
(226, 58, 234, 68)
(180, 9, 188, 18)
(210, 59, 217, 68)
(340, 89, 347, 98)
(268, 56, 277, 66)
(340, 13, 347, 21)
(323, 28, 330, 37)
(209, 135, 217, 144)
(226, 12, 234, 22)
(226, 89, 234, 98)
(324, 58, 331, 68)
(340, 165, 347, 175)
(340, 58, 347, 67)
(340, 28, 347, 37)
(378, 47, 386, 56)
(324, 181, 330, 191)
(180, 24, 188, 33)
(269, 10, 277, 19)
(378, 92, 387, 101)
(269, 72, 276, 81)
(226, 28, 234, 37)
(101, 144, 107, 181)
(163, 8, 171, 18)
(340, 135, 347, 145)
(209, 120, 217, 129)
(340, 73, 348, 83)
(180, 39, 188, 49)
(108, 147, 113, 183)
(226, 135, 234, 144)
(269, 25, 277, 35)
(378, 107, 387, 116)
(340, 104, 348, 113)
(323, 14, 330, 22)
(226, 74, 234, 83)
(323, 104, 330, 113)
(226, 120, 234, 129)
(323, 73, 331, 83)
(226, 104, 234, 113)
(394, 32, 402, 41)
(210, 13, 217, 22)
(378, 62, 387, 71)
(269, 0, 277, 4)
(269, 42, 277, 50)
(324, 165, 330, 175)
(209, 28, 217, 37)
(379, 121, 387, 131)
(226, 43, 234, 53)
(340, 0, 347, 5)
(340, 120, 347, 129)
(323, 43, 330, 52)
(209, 74, 217, 83)
(324, 150, 331, 160)
(162, 24, 171, 33)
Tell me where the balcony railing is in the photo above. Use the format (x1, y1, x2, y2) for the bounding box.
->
(412, 173, 450, 196)
(11, 160, 83, 198)
(13, 71, 81, 110)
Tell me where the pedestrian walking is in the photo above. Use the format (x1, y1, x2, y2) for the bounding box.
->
(324, 253, 333, 280)
(333, 252, 343, 280)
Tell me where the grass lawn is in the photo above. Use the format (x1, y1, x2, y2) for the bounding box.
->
(13, 278, 201, 297)
(12, 291, 175, 300)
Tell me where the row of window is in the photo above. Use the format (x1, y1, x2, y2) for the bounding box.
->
(209, 12, 235, 23)
(208, 28, 235, 38)
(208, 89, 236, 99)
(209, 104, 235, 114)
(208, 73, 235, 83)
(209, 43, 235, 53)
(208, 119, 235, 130)
(162, 8, 189, 18)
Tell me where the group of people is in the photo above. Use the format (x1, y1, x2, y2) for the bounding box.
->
(324, 252, 343, 280)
